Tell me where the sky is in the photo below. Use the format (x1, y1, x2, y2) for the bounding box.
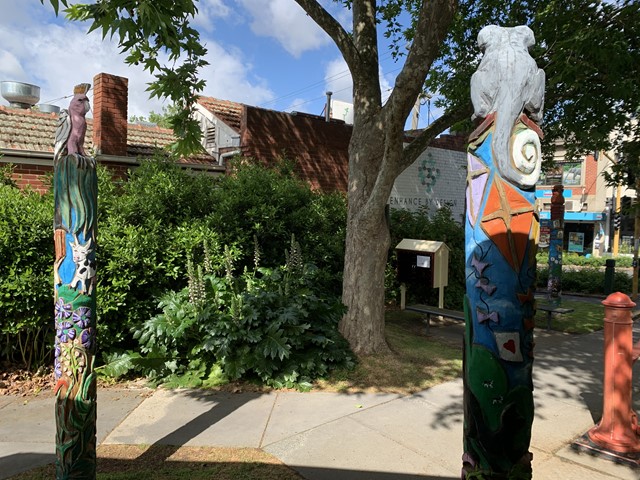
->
(0, 0, 439, 128)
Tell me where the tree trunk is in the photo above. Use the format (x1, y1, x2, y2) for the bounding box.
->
(340, 203, 390, 354)
(339, 121, 394, 355)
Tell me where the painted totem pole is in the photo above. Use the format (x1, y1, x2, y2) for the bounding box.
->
(463, 25, 545, 479)
(547, 185, 565, 303)
(53, 83, 98, 479)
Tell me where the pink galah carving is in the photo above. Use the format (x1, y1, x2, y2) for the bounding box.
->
(54, 83, 91, 162)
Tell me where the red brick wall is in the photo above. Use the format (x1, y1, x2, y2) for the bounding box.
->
(241, 107, 351, 192)
(584, 154, 598, 195)
(11, 164, 52, 193)
(92, 73, 128, 156)
(10, 161, 131, 193)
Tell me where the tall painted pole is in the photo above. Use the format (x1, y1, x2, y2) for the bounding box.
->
(547, 185, 565, 305)
(463, 25, 545, 479)
(53, 83, 98, 479)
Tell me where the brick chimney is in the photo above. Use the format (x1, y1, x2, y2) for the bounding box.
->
(92, 73, 128, 156)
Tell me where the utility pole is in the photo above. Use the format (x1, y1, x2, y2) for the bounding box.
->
(632, 179, 640, 299)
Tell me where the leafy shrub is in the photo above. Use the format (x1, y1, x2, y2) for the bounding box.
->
(0, 183, 54, 369)
(101, 240, 354, 390)
(387, 206, 465, 310)
(537, 251, 633, 268)
(95, 157, 346, 353)
(536, 266, 632, 295)
(206, 159, 347, 294)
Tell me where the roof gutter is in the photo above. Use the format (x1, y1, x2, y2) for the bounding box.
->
(0, 148, 52, 166)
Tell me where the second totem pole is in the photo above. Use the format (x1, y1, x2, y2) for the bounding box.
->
(463, 25, 545, 479)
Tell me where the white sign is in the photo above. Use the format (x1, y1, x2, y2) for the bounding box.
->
(416, 255, 431, 268)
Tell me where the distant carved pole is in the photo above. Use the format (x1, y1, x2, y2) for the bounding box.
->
(463, 25, 545, 479)
(547, 185, 565, 304)
(53, 83, 98, 479)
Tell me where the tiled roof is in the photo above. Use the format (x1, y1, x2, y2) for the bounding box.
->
(197, 96, 243, 132)
(0, 106, 215, 164)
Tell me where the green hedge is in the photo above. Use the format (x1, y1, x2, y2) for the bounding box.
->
(2, 157, 347, 371)
(0, 182, 54, 368)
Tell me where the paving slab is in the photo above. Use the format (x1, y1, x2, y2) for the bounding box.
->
(261, 391, 400, 446)
(97, 388, 150, 442)
(0, 394, 54, 443)
(103, 389, 277, 448)
(554, 445, 638, 480)
(531, 447, 623, 480)
(531, 395, 595, 453)
(0, 443, 55, 480)
(265, 416, 457, 480)
(351, 394, 463, 474)
(0, 397, 15, 410)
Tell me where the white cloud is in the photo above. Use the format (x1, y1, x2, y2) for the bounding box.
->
(324, 57, 352, 102)
(191, 0, 233, 33)
(0, 2, 275, 117)
(323, 56, 394, 105)
(198, 40, 274, 105)
(237, 0, 331, 57)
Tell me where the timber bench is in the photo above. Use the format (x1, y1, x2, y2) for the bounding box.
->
(536, 304, 575, 330)
(404, 304, 465, 334)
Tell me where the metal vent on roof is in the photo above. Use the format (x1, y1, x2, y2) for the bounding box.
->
(1, 81, 40, 109)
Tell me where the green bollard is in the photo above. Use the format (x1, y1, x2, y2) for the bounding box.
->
(603, 259, 615, 295)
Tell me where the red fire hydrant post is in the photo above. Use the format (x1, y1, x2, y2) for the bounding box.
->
(580, 292, 640, 465)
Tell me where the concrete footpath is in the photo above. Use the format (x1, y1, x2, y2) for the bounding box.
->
(1, 320, 640, 479)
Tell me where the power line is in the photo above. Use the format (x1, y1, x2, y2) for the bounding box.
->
(258, 50, 400, 110)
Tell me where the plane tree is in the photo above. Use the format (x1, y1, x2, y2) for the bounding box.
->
(41, 0, 640, 353)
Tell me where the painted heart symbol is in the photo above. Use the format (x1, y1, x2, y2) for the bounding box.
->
(503, 339, 516, 354)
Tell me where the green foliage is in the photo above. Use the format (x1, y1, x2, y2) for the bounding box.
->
(387, 206, 465, 310)
(129, 104, 181, 129)
(427, 1, 640, 168)
(206, 159, 347, 294)
(536, 266, 632, 295)
(104, 240, 354, 390)
(1, 163, 17, 188)
(0, 184, 54, 369)
(3, 156, 346, 371)
(41, 0, 207, 156)
(537, 251, 633, 268)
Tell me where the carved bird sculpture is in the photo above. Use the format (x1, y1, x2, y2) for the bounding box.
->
(54, 83, 91, 164)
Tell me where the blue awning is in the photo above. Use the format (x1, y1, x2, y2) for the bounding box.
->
(538, 211, 605, 221)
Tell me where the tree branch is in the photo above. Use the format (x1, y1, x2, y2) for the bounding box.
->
(385, 0, 457, 121)
(293, 0, 358, 67)
(400, 101, 473, 170)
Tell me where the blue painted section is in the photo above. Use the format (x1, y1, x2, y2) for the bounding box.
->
(466, 132, 536, 388)
(536, 189, 572, 198)
(539, 211, 605, 221)
(56, 207, 96, 288)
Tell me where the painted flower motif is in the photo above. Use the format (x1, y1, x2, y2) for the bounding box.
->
(80, 328, 93, 349)
(56, 321, 74, 343)
(72, 307, 92, 329)
(55, 298, 72, 320)
(54, 358, 62, 379)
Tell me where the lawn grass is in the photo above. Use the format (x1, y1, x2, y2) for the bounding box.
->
(534, 298, 604, 334)
(314, 309, 463, 394)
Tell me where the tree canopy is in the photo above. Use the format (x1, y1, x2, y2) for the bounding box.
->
(41, 0, 207, 156)
(426, 0, 640, 169)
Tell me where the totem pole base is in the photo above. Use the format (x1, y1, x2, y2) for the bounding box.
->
(572, 433, 640, 468)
